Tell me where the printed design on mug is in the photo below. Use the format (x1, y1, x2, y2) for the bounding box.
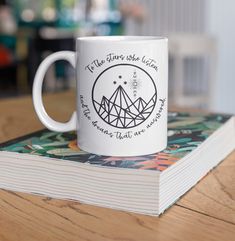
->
(92, 64, 157, 129)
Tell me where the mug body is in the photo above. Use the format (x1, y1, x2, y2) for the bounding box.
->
(76, 36, 168, 156)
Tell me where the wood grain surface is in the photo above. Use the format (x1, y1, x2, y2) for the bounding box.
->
(0, 90, 234, 241)
(0, 91, 76, 143)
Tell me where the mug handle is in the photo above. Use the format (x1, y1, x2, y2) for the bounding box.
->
(32, 51, 77, 132)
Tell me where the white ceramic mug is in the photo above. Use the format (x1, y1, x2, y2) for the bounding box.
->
(33, 36, 168, 156)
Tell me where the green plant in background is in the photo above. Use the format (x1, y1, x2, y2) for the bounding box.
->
(13, 0, 56, 27)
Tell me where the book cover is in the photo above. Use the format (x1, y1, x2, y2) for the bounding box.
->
(0, 112, 232, 171)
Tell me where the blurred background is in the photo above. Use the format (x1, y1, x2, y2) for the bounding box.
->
(0, 0, 234, 113)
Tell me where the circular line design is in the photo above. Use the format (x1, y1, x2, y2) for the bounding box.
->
(92, 63, 157, 129)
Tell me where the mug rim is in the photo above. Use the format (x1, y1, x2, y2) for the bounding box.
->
(77, 35, 168, 42)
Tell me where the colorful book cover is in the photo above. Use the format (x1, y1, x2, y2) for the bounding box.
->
(0, 112, 231, 172)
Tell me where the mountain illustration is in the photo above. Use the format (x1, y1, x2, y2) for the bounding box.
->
(93, 85, 157, 128)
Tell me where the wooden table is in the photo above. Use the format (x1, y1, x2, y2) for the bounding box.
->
(0, 91, 234, 241)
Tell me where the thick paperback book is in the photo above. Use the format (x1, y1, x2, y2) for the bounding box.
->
(0, 112, 235, 216)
